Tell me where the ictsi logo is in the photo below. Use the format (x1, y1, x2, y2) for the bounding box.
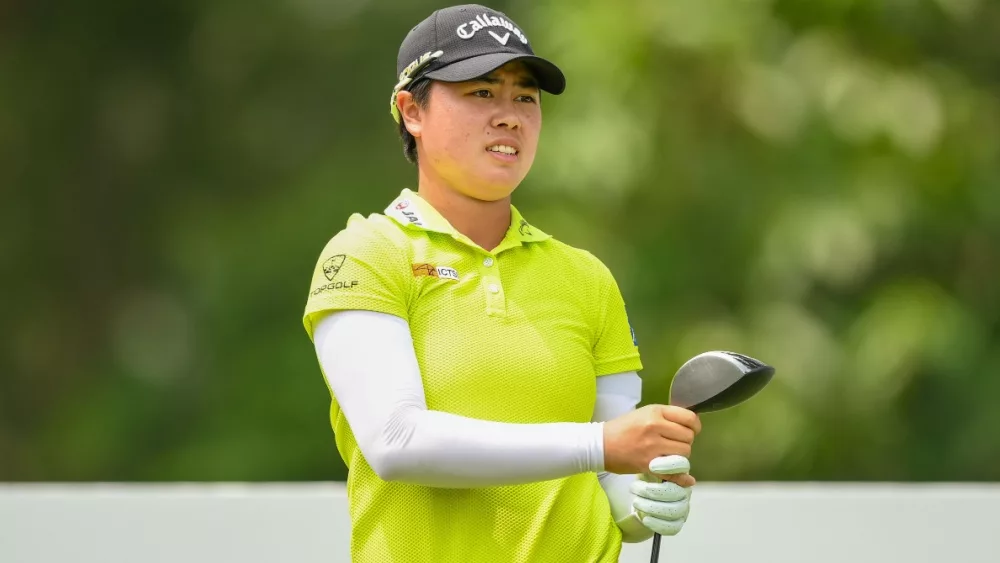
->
(412, 263, 460, 281)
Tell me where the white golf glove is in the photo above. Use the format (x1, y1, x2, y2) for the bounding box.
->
(629, 455, 692, 536)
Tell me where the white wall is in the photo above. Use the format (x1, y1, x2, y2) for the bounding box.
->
(2, 483, 999, 563)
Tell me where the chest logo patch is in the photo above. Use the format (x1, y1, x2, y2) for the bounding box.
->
(413, 263, 460, 281)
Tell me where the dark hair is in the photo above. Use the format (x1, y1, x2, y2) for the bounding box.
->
(397, 78, 434, 165)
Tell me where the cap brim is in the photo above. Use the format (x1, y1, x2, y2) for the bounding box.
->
(424, 53, 566, 95)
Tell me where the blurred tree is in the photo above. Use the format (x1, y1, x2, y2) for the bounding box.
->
(2, 0, 998, 482)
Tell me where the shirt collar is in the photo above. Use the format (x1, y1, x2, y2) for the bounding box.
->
(384, 189, 551, 251)
(506, 203, 551, 243)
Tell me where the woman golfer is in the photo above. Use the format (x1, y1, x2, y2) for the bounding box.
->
(303, 4, 701, 562)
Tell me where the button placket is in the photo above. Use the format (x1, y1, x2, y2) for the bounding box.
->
(482, 254, 505, 316)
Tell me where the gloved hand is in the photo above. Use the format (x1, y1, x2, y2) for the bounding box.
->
(629, 455, 692, 536)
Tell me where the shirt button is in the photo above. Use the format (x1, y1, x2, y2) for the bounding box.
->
(488, 284, 500, 294)
(483, 257, 494, 267)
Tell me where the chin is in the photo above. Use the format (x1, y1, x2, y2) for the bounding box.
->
(454, 171, 522, 202)
(463, 184, 517, 202)
(483, 177, 525, 200)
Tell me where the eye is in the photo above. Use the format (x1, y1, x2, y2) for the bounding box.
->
(517, 94, 537, 103)
(472, 89, 493, 98)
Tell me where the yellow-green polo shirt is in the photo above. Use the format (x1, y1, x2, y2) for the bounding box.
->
(303, 188, 643, 563)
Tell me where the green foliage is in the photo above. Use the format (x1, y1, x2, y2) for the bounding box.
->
(2, 0, 998, 481)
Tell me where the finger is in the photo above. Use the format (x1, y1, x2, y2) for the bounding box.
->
(690, 413, 702, 435)
(659, 406, 701, 435)
(657, 473, 696, 488)
(634, 496, 690, 521)
(637, 470, 695, 488)
(649, 455, 690, 475)
(630, 479, 690, 503)
(653, 439, 692, 459)
(656, 420, 696, 444)
(640, 515, 686, 536)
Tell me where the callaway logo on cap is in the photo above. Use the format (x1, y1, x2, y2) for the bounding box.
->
(390, 4, 566, 123)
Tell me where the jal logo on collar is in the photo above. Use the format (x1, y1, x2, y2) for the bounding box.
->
(394, 199, 424, 226)
(456, 13, 528, 45)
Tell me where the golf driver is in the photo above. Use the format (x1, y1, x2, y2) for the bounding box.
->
(648, 351, 776, 563)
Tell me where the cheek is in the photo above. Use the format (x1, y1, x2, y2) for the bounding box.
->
(428, 106, 481, 161)
(436, 127, 476, 166)
(522, 111, 542, 153)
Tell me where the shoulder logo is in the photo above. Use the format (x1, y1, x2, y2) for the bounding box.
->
(412, 263, 460, 282)
(456, 13, 528, 45)
(310, 254, 359, 296)
(322, 255, 346, 280)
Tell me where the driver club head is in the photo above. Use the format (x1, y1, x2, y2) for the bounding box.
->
(650, 351, 776, 563)
(668, 351, 775, 414)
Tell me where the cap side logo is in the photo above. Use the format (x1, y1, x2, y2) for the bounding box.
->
(390, 50, 443, 123)
(456, 13, 528, 44)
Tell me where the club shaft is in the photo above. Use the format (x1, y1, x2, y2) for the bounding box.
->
(650, 532, 661, 562)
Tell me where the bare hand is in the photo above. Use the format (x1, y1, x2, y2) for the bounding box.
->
(602, 404, 701, 477)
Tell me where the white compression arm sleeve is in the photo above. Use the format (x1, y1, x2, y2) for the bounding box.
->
(593, 372, 654, 543)
(313, 309, 605, 488)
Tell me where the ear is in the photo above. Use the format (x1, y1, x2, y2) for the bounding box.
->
(396, 90, 424, 138)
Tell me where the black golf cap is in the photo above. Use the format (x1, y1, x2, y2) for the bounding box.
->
(390, 4, 566, 123)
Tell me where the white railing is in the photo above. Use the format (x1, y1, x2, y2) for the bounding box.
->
(2, 483, 998, 562)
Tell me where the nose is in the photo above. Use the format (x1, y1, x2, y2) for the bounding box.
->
(491, 101, 521, 130)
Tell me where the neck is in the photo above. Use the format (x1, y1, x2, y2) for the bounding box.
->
(416, 166, 511, 251)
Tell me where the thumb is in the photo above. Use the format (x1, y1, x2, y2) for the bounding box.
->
(649, 455, 690, 475)
(648, 455, 695, 487)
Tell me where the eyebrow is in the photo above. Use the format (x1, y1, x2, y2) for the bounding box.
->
(473, 74, 540, 89)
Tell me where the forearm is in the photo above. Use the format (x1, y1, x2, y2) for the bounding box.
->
(314, 309, 604, 488)
(367, 405, 603, 487)
(592, 372, 651, 541)
(599, 472, 653, 542)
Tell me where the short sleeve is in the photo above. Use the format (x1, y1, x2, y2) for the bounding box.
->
(302, 214, 411, 341)
(592, 261, 643, 376)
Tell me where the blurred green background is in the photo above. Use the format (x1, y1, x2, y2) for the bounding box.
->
(3, 0, 999, 483)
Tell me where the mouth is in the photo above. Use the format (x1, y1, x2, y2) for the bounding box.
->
(486, 143, 519, 162)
